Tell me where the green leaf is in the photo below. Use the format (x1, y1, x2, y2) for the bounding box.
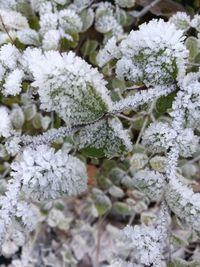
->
(168, 258, 200, 267)
(16, 3, 39, 30)
(156, 91, 177, 114)
(81, 40, 98, 58)
(80, 8, 94, 32)
(80, 147, 105, 158)
(92, 188, 112, 216)
(186, 37, 199, 61)
(113, 201, 131, 216)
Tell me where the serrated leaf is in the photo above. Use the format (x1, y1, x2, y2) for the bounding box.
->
(76, 118, 132, 158)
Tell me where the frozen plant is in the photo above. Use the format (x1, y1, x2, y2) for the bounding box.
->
(0, 2, 199, 266)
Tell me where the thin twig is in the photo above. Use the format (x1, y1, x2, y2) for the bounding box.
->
(0, 14, 14, 44)
(129, 0, 162, 18)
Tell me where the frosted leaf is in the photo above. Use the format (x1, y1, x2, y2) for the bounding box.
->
(95, 15, 119, 34)
(5, 134, 21, 156)
(2, 228, 25, 257)
(39, 12, 58, 35)
(0, 30, 17, 45)
(191, 14, 200, 31)
(59, 9, 83, 34)
(129, 153, 149, 172)
(25, 48, 112, 126)
(15, 201, 38, 230)
(10, 104, 25, 129)
(3, 68, 24, 96)
(142, 122, 176, 153)
(0, 9, 29, 30)
(176, 128, 199, 157)
(166, 179, 200, 231)
(169, 12, 191, 31)
(0, 0, 17, 10)
(0, 106, 12, 137)
(17, 29, 40, 46)
(122, 204, 168, 267)
(73, 0, 93, 10)
(115, 0, 136, 8)
(133, 170, 166, 201)
(77, 118, 132, 158)
(149, 156, 166, 173)
(97, 37, 121, 67)
(42, 30, 60, 51)
(0, 44, 21, 70)
(116, 19, 188, 86)
(177, 74, 200, 130)
(11, 145, 88, 201)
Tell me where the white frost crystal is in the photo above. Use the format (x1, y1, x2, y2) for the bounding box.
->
(142, 122, 176, 153)
(25, 48, 112, 126)
(97, 37, 121, 67)
(122, 204, 168, 267)
(0, 106, 12, 137)
(59, 9, 83, 34)
(11, 145, 88, 201)
(3, 68, 24, 96)
(77, 118, 132, 158)
(133, 170, 166, 201)
(191, 14, 200, 31)
(169, 12, 191, 31)
(166, 179, 200, 231)
(0, 9, 29, 31)
(116, 19, 188, 86)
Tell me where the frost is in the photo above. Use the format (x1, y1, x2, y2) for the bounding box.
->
(166, 179, 200, 231)
(142, 122, 176, 153)
(3, 68, 24, 96)
(122, 203, 169, 266)
(116, 19, 188, 86)
(0, 106, 12, 137)
(0, 9, 29, 31)
(191, 14, 200, 31)
(25, 48, 112, 126)
(59, 9, 83, 34)
(97, 37, 121, 67)
(133, 170, 166, 201)
(11, 145, 88, 201)
(77, 118, 132, 158)
(169, 12, 191, 31)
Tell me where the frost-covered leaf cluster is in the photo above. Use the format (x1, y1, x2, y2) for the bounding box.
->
(0, 1, 200, 266)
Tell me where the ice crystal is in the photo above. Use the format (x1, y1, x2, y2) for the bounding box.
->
(97, 37, 121, 67)
(122, 204, 169, 267)
(77, 118, 132, 158)
(169, 12, 191, 31)
(25, 48, 112, 126)
(142, 122, 176, 153)
(0, 9, 28, 31)
(133, 170, 166, 201)
(116, 19, 188, 86)
(11, 145, 88, 201)
(0, 106, 12, 137)
(166, 179, 200, 231)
